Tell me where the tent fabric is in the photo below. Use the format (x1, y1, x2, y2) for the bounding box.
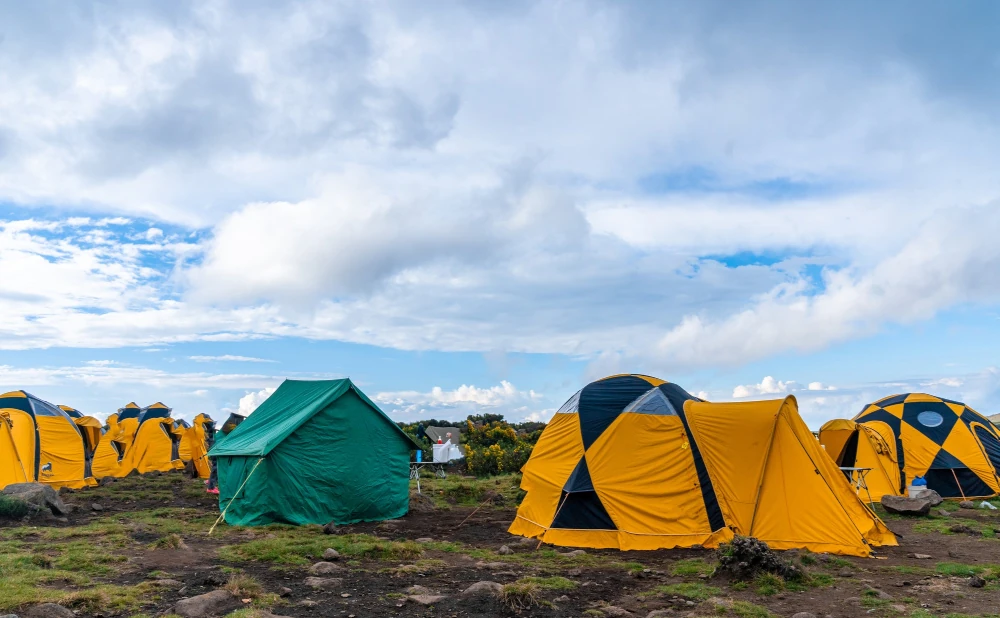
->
(125, 414, 185, 474)
(92, 413, 131, 479)
(818, 419, 901, 501)
(211, 379, 418, 526)
(853, 393, 1000, 498)
(179, 413, 215, 478)
(0, 391, 94, 490)
(0, 410, 32, 488)
(510, 376, 895, 556)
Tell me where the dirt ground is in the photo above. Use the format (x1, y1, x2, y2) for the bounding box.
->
(2, 473, 1000, 618)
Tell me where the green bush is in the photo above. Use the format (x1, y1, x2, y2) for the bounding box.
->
(0, 496, 30, 519)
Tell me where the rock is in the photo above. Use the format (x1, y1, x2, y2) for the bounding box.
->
(99, 476, 116, 486)
(461, 581, 503, 596)
(646, 612, 674, 618)
(406, 585, 431, 595)
(889, 605, 908, 613)
(937, 509, 951, 517)
(278, 586, 292, 597)
(950, 524, 976, 534)
(174, 590, 236, 618)
(497, 544, 514, 555)
(322, 548, 340, 560)
(791, 613, 817, 618)
(922, 490, 944, 506)
(90, 503, 104, 511)
(909, 553, 933, 560)
(322, 522, 339, 534)
(407, 594, 445, 605)
(1, 483, 69, 516)
(304, 577, 342, 590)
(838, 568, 854, 577)
(512, 536, 536, 546)
(152, 579, 185, 589)
(0, 614, 19, 618)
(865, 588, 892, 600)
(880, 495, 932, 516)
(948, 550, 963, 558)
(203, 574, 226, 586)
(562, 549, 587, 557)
(969, 575, 986, 588)
(554, 595, 570, 602)
(415, 537, 434, 543)
(25, 604, 74, 618)
(960, 501, 975, 509)
(299, 600, 318, 607)
(309, 561, 342, 575)
(602, 608, 635, 617)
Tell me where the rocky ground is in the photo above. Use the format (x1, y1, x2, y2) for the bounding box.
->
(1, 473, 999, 618)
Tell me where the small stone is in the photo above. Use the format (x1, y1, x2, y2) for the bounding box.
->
(684, 601, 695, 606)
(174, 590, 236, 618)
(304, 576, 342, 590)
(838, 568, 854, 577)
(602, 607, 635, 617)
(323, 548, 340, 560)
(278, 587, 292, 597)
(562, 549, 587, 557)
(322, 522, 339, 534)
(25, 604, 74, 618)
(497, 545, 514, 555)
(554, 595, 570, 602)
(299, 600, 318, 607)
(646, 612, 674, 618)
(407, 594, 445, 605)
(90, 503, 104, 511)
(567, 568, 583, 576)
(340, 593, 351, 598)
(889, 605, 907, 613)
(866, 588, 892, 600)
(969, 575, 986, 588)
(461, 581, 502, 596)
(937, 509, 951, 517)
(415, 537, 434, 543)
(309, 561, 342, 575)
(960, 501, 975, 509)
(152, 579, 184, 589)
(791, 613, 817, 618)
(406, 585, 431, 595)
(909, 553, 933, 560)
(0, 614, 19, 618)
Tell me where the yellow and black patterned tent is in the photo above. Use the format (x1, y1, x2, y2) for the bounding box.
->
(509, 375, 895, 556)
(853, 393, 1000, 499)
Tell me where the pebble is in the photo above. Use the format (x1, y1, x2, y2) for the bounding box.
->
(497, 545, 514, 555)
(323, 548, 340, 560)
(415, 537, 434, 543)
(91, 503, 104, 511)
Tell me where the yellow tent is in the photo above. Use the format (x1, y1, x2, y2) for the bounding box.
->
(178, 413, 215, 478)
(124, 403, 185, 474)
(510, 375, 895, 556)
(91, 413, 130, 479)
(59, 406, 104, 480)
(819, 419, 901, 501)
(115, 402, 142, 438)
(852, 393, 1000, 499)
(0, 391, 95, 490)
(0, 410, 32, 488)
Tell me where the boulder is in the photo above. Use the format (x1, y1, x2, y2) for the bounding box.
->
(322, 548, 340, 560)
(880, 495, 931, 516)
(461, 581, 503, 596)
(1, 484, 69, 516)
(309, 561, 342, 575)
(304, 577, 342, 590)
(174, 590, 236, 618)
(922, 489, 944, 506)
(408, 594, 446, 605)
(960, 501, 975, 509)
(25, 605, 74, 618)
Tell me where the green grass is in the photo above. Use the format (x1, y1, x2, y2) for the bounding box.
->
(496, 581, 539, 611)
(887, 565, 934, 575)
(670, 558, 716, 577)
(645, 582, 722, 601)
(860, 588, 891, 609)
(0, 495, 31, 519)
(409, 473, 523, 509)
(218, 528, 422, 564)
(754, 572, 784, 596)
(730, 600, 773, 618)
(935, 562, 1000, 579)
(516, 576, 577, 591)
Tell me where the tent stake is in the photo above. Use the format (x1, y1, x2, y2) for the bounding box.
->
(208, 457, 264, 535)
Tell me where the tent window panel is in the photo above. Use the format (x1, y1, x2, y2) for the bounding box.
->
(917, 411, 944, 428)
(557, 390, 581, 414)
(623, 388, 677, 416)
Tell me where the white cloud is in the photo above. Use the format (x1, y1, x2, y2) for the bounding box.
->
(376, 381, 544, 421)
(237, 387, 277, 416)
(732, 376, 797, 398)
(189, 355, 275, 363)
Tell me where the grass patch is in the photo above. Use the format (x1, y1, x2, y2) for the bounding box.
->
(887, 565, 934, 575)
(0, 495, 31, 519)
(754, 572, 784, 596)
(516, 576, 577, 591)
(224, 573, 263, 598)
(496, 581, 539, 611)
(149, 533, 187, 550)
(860, 588, 891, 609)
(670, 558, 716, 577)
(410, 473, 523, 509)
(647, 582, 721, 601)
(218, 529, 422, 565)
(730, 600, 773, 618)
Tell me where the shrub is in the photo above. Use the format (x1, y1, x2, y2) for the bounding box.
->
(496, 582, 540, 611)
(0, 496, 30, 519)
(716, 536, 801, 581)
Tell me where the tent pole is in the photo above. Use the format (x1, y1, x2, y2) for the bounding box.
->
(209, 457, 264, 535)
(950, 468, 968, 502)
(2, 414, 30, 482)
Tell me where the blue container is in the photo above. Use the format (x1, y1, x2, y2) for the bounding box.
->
(913, 476, 927, 486)
(415, 450, 422, 462)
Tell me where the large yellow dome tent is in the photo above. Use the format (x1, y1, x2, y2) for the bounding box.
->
(0, 391, 95, 490)
(509, 375, 895, 557)
(178, 413, 215, 478)
(124, 403, 185, 474)
(851, 393, 1000, 499)
(818, 419, 901, 501)
(0, 410, 32, 488)
(91, 412, 130, 479)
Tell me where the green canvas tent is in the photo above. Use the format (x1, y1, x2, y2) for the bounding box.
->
(209, 379, 421, 526)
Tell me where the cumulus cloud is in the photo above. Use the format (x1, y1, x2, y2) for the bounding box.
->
(189, 355, 275, 363)
(376, 381, 544, 421)
(237, 387, 277, 416)
(732, 376, 836, 398)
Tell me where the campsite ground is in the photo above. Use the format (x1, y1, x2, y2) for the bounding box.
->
(1, 473, 999, 618)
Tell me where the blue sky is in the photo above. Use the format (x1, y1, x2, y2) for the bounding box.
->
(1, 1, 999, 428)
